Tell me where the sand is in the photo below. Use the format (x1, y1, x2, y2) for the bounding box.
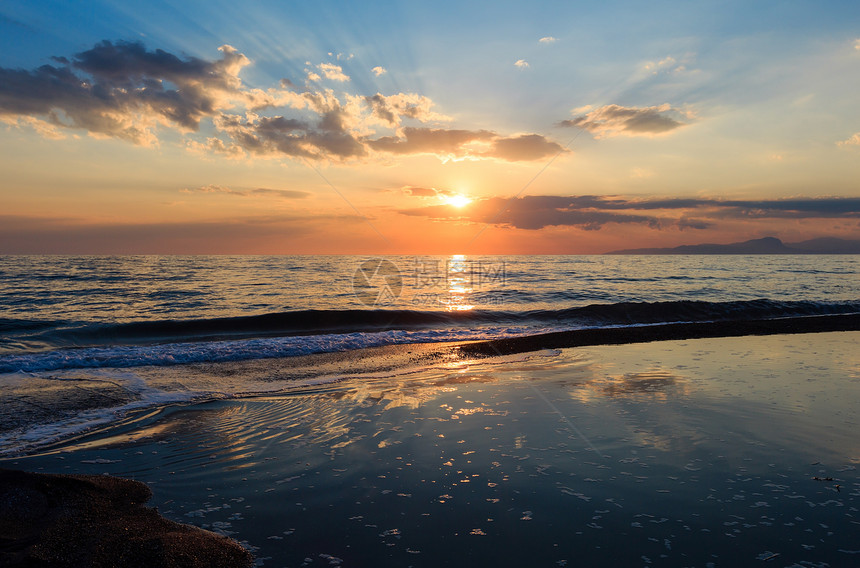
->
(0, 468, 253, 567)
(2, 328, 859, 566)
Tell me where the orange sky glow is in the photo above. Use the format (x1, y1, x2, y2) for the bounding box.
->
(1, 2, 859, 254)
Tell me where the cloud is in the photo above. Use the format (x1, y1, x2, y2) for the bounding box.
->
(398, 194, 860, 231)
(642, 55, 688, 75)
(214, 112, 367, 160)
(0, 213, 364, 254)
(368, 127, 495, 157)
(855, 38, 860, 50)
(365, 93, 451, 126)
(514, 59, 530, 69)
(563, 195, 860, 217)
(372, 66, 387, 77)
(367, 128, 565, 162)
(400, 196, 662, 230)
(317, 62, 350, 82)
(539, 37, 557, 44)
(0, 40, 566, 163)
(488, 134, 565, 161)
(837, 133, 860, 147)
(182, 184, 310, 198)
(403, 186, 440, 197)
(0, 41, 249, 145)
(676, 217, 713, 230)
(560, 104, 690, 138)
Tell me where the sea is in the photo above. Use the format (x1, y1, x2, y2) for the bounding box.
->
(1, 254, 859, 454)
(3, 254, 860, 567)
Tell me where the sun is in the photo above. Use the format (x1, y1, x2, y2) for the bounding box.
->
(444, 194, 472, 208)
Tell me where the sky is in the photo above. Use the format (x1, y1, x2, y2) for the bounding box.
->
(1, 0, 860, 254)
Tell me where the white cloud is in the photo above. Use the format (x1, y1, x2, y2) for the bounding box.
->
(837, 133, 860, 147)
(372, 66, 387, 77)
(539, 36, 557, 44)
(514, 59, 530, 69)
(854, 38, 860, 50)
(318, 63, 350, 82)
(642, 55, 692, 76)
(366, 93, 452, 126)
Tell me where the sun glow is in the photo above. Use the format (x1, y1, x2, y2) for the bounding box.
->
(444, 194, 472, 208)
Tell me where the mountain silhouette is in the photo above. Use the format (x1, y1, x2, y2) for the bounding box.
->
(606, 237, 860, 254)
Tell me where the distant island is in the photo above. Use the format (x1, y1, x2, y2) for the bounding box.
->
(606, 237, 860, 255)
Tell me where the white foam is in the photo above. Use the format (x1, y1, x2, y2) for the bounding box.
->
(0, 381, 205, 457)
(0, 325, 569, 373)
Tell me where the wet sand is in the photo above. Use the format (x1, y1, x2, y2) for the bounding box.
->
(0, 468, 252, 567)
(4, 313, 859, 458)
(3, 330, 858, 566)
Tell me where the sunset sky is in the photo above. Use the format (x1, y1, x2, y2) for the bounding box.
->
(2, 0, 860, 254)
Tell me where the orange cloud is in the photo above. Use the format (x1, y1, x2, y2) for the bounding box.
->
(837, 133, 860, 147)
(181, 185, 311, 199)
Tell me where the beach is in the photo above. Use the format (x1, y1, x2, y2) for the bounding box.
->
(4, 2, 860, 563)
(4, 329, 859, 567)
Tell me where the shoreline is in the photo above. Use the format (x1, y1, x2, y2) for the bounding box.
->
(457, 312, 860, 357)
(2, 314, 858, 459)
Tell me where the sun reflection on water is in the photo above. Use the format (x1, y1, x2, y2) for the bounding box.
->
(441, 254, 474, 311)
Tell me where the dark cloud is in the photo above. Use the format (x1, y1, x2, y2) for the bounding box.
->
(488, 134, 566, 161)
(367, 127, 565, 162)
(400, 196, 662, 230)
(213, 112, 366, 159)
(596, 196, 860, 217)
(677, 217, 714, 230)
(366, 93, 397, 125)
(0, 41, 247, 143)
(560, 104, 689, 138)
(72, 40, 215, 85)
(368, 127, 495, 157)
(707, 198, 860, 218)
(398, 195, 860, 231)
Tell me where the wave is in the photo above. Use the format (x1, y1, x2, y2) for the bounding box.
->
(8, 299, 860, 344)
(1, 299, 858, 373)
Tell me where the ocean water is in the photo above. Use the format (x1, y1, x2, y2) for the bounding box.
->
(1, 254, 859, 455)
(2, 255, 860, 566)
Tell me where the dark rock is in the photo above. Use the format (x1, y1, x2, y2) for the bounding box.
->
(0, 469, 253, 568)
